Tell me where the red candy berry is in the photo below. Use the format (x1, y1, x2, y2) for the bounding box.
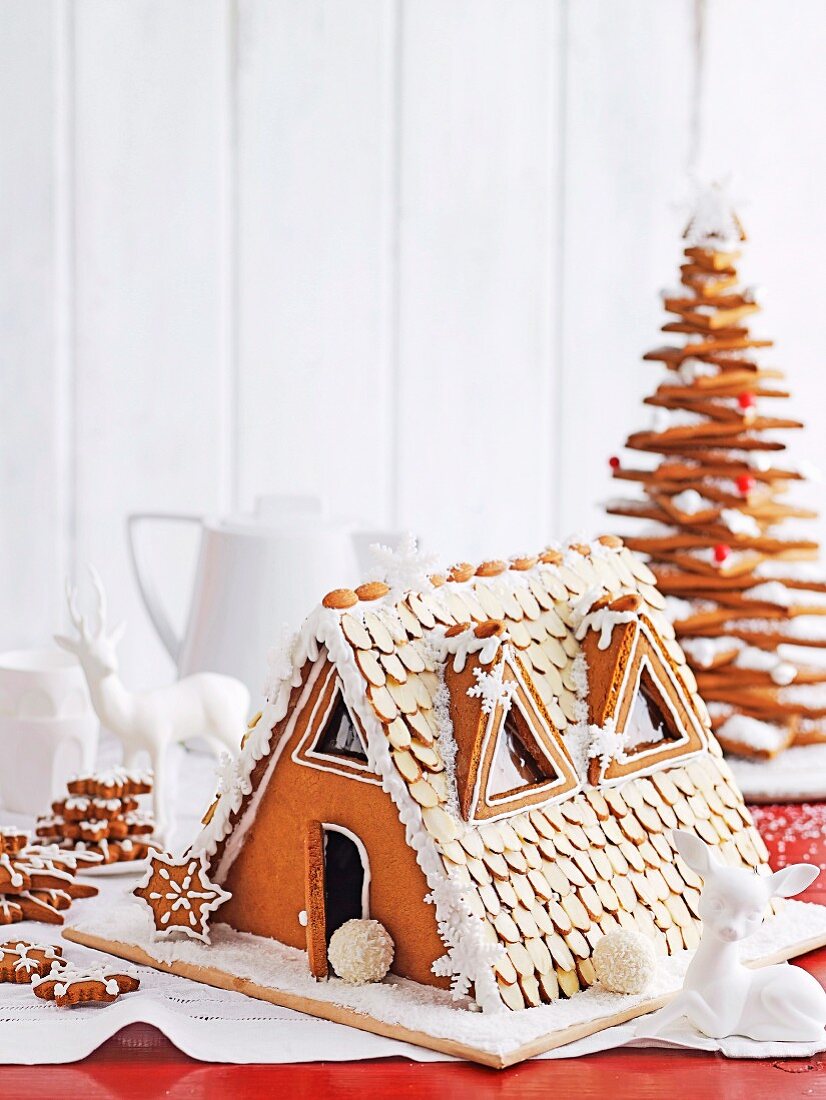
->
(737, 392, 756, 410)
(736, 474, 755, 495)
(713, 543, 731, 563)
(608, 455, 620, 470)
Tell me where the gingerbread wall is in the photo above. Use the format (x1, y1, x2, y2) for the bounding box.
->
(217, 658, 449, 989)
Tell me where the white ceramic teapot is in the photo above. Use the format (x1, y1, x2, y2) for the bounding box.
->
(128, 495, 400, 697)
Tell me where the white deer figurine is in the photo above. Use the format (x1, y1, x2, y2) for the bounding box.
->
(55, 568, 249, 837)
(644, 829, 826, 1043)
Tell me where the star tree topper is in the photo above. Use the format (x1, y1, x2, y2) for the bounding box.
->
(133, 850, 231, 943)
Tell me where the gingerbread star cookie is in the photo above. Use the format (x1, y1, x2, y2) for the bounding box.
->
(32, 962, 140, 1007)
(133, 851, 231, 943)
(0, 941, 63, 983)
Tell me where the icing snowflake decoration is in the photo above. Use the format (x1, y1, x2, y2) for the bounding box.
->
(426, 868, 504, 1000)
(215, 752, 252, 815)
(133, 850, 231, 943)
(432, 922, 505, 1000)
(587, 719, 627, 772)
(366, 533, 439, 596)
(586, 714, 663, 772)
(466, 662, 516, 716)
(424, 871, 469, 924)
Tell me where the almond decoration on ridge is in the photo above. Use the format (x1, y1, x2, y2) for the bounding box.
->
(607, 181, 826, 760)
(322, 589, 359, 611)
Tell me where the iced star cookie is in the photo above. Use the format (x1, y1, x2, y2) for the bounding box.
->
(32, 962, 140, 1007)
(0, 941, 63, 984)
(133, 850, 231, 943)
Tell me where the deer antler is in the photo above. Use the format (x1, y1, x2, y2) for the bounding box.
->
(88, 565, 108, 638)
(65, 578, 90, 643)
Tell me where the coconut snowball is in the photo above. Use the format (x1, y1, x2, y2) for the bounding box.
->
(593, 930, 657, 995)
(327, 919, 395, 985)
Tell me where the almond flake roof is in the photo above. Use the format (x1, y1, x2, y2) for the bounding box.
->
(196, 536, 768, 1013)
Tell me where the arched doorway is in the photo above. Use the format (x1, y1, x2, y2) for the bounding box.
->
(323, 826, 368, 940)
(305, 821, 370, 978)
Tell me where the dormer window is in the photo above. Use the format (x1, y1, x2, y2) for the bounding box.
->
(582, 614, 706, 784)
(444, 634, 579, 822)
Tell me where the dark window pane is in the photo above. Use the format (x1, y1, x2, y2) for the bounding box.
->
(315, 697, 367, 762)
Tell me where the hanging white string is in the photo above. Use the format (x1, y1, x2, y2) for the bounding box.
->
(687, 0, 707, 180)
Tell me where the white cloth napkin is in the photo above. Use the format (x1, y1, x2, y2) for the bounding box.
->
(1, 744, 823, 1065)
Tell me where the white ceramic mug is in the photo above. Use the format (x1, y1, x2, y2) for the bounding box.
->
(0, 648, 99, 814)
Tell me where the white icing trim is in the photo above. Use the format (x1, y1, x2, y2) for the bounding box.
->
(572, 589, 639, 649)
(322, 823, 371, 918)
(291, 665, 382, 786)
(213, 655, 327, 881)
(441, 627, 506, 673)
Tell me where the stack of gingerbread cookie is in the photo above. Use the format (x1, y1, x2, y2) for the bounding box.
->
(0, 827, 100, 925)
(607, 182, 826, 759)
(35, 767, 158, 865)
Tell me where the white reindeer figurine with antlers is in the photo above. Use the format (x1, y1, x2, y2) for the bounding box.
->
(644, 829, 826, 1043)
(55, 568, 249, 837)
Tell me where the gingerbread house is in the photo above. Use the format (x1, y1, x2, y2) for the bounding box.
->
(194, 536, 770, 1012)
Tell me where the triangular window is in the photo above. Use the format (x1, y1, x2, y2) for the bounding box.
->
(486, 705, 557, 800)
(314, 697, 368, 764)
(624, 669, 675, 755)
(292, 664, 381, 785)
(582, 617, 707, 784)
(445, 647, 580, 822)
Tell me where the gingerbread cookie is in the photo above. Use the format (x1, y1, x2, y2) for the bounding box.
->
(0, 900, 22, 926)
(133, 851, 231, 943)
(0, 854, 29, 894)
(0, 829, 29, 856)
(67, 767, 152, 799)
(54, 796, 140, 822)
(32, 962, 140, 1007)
(0, 941, 63, 983)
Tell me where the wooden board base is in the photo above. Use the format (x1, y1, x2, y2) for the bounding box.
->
(63, 924, 826, 1068)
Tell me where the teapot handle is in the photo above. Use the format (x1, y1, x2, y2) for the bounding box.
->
(126, 512, 202, 662)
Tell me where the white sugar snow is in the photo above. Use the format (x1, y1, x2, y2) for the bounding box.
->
(68, 897, 826, 1059)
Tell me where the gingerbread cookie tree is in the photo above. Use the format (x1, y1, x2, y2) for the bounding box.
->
(607, 183, 826, 759)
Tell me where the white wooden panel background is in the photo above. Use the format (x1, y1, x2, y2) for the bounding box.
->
(2, 0, 825, 688)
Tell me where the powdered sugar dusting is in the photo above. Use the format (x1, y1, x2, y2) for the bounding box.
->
(67, 896, 826, 1058)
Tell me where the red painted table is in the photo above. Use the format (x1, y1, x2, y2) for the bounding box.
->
(2, 804, 826, 1100)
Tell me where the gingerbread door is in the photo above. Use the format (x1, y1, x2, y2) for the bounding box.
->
(305, 821, 369, 979)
